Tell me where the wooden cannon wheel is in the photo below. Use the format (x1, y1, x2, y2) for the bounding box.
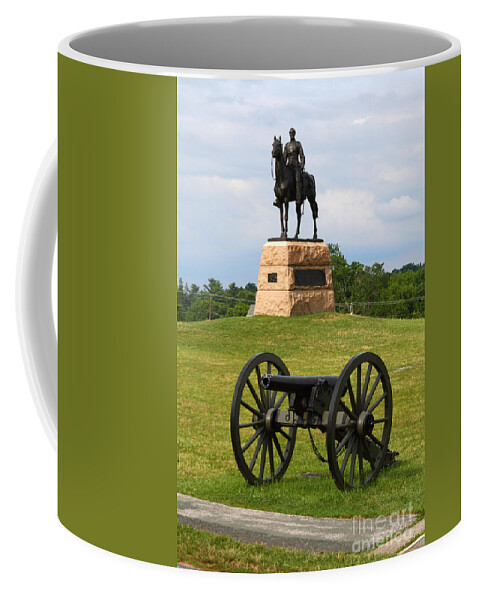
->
(326, 352, 393, 490)
(230, 353, 297, 485)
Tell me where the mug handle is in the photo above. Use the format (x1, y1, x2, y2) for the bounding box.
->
(17, 142, 58, 450)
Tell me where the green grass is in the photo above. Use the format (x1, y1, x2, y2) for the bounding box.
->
(177, 523, 393, 573)
(177, 313, 424, 519)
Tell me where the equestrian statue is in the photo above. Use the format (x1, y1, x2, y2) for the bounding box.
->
(272, 128, 319, 240)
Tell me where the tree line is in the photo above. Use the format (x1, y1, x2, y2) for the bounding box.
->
(177, 278, 257, 321)
(329, 243, 424, 318)
(177, 243, 425, 321)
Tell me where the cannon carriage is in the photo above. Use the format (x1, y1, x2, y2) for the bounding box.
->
(230, 352, 398, 490)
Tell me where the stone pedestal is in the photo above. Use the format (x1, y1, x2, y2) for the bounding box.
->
(254, 241, 335, 317)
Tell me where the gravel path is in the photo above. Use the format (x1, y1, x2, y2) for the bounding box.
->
(177, 493, 418, 553)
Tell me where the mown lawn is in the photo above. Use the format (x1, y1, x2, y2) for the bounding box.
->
(177, 313, 424, 519)
(177, 523, 393, 573)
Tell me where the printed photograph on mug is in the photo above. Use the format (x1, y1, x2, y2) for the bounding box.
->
(177, 69, 426, 571)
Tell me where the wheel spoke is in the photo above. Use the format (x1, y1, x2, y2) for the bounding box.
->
(356, 365, 362, 412)
(335, 427, 353, 455)
(256, 366, 267, 410)
(278, 428, 292, 441)
(364, 373, 381, 411)
(361, 363, 373, 406)
(346, 378, 357, 415)
(238, 421, 258, 429)
(271, 390, 277, 407)
(372, 417, 389, 424)
(259, 437, 268, 481)
(272, 432, 285, 463)
(349, 440, 357, 486)
(249, 431, 265, 472)
(358, 440, 364, 485)
(240, 399, 262, 419)
(266, 363, 272, 408)
(339, 401, 355, 421)
(340, 435, 354, 475)
(274, 392, 288, 410)
(242, 429, 261, 453)
(369, 392, 387, 414)
(367, 432, 384, 448)
(246, 378, 265, 412)
(268, 436, 275, 478)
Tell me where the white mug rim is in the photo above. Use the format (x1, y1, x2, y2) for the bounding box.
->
(58, 16, 461, 80)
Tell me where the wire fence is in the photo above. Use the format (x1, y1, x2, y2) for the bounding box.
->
(335, 296, 425, 318)
(178, 290, 425, 321)
(177, 290, 255, 321)
(178, 291, 253, 304)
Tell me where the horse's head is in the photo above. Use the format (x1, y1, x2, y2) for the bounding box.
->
(272, 135, 282, 159)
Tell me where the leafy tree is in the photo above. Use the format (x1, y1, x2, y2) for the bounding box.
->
(228, 282, 239, 297)
(226, 303, 250, 317)
(204, 278, 223, 295)
(328, 243, 424, 318)
(391, 262, 425, 275)
(177, 279, 255, 321)
(185, 297, 211, 322)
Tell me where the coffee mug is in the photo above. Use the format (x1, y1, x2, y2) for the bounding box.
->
(17, 17, 460, 571)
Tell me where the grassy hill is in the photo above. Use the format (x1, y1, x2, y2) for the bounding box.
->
(177, 313, 424, 519)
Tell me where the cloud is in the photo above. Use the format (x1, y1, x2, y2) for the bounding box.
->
(353, 116, 372, 126)
(378, 166, 420, 184)
(182, 175, 260, 199)
(178, 175, 274, 264)
(379, 107, 424, 125)
(318, 188, 423, 251)
(376, 195, 422, 221)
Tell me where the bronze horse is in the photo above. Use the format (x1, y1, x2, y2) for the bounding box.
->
(272, 136, 318, 239)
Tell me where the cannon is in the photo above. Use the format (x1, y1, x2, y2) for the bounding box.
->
(230, 352, 398, 490)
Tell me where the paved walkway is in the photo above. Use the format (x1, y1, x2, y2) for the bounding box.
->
(373, 519, 426, 555)
(177, 493, 419, 553)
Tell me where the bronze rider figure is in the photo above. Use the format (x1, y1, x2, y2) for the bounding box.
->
(283, 127, 305, 204)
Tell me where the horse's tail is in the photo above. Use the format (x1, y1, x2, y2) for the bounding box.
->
(308, 174, 318, 219)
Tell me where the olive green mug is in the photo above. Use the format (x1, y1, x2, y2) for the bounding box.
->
(17, 17, 460, 570)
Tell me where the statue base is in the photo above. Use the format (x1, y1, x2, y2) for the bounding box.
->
(254, 240, 335, 317)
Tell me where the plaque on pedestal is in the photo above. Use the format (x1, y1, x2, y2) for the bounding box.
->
(254, 240, 335, 317)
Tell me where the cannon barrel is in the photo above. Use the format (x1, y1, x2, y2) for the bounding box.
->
(261, 373, 339, 394)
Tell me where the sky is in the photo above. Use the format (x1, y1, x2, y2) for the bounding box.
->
(177, 69, 425, 287)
